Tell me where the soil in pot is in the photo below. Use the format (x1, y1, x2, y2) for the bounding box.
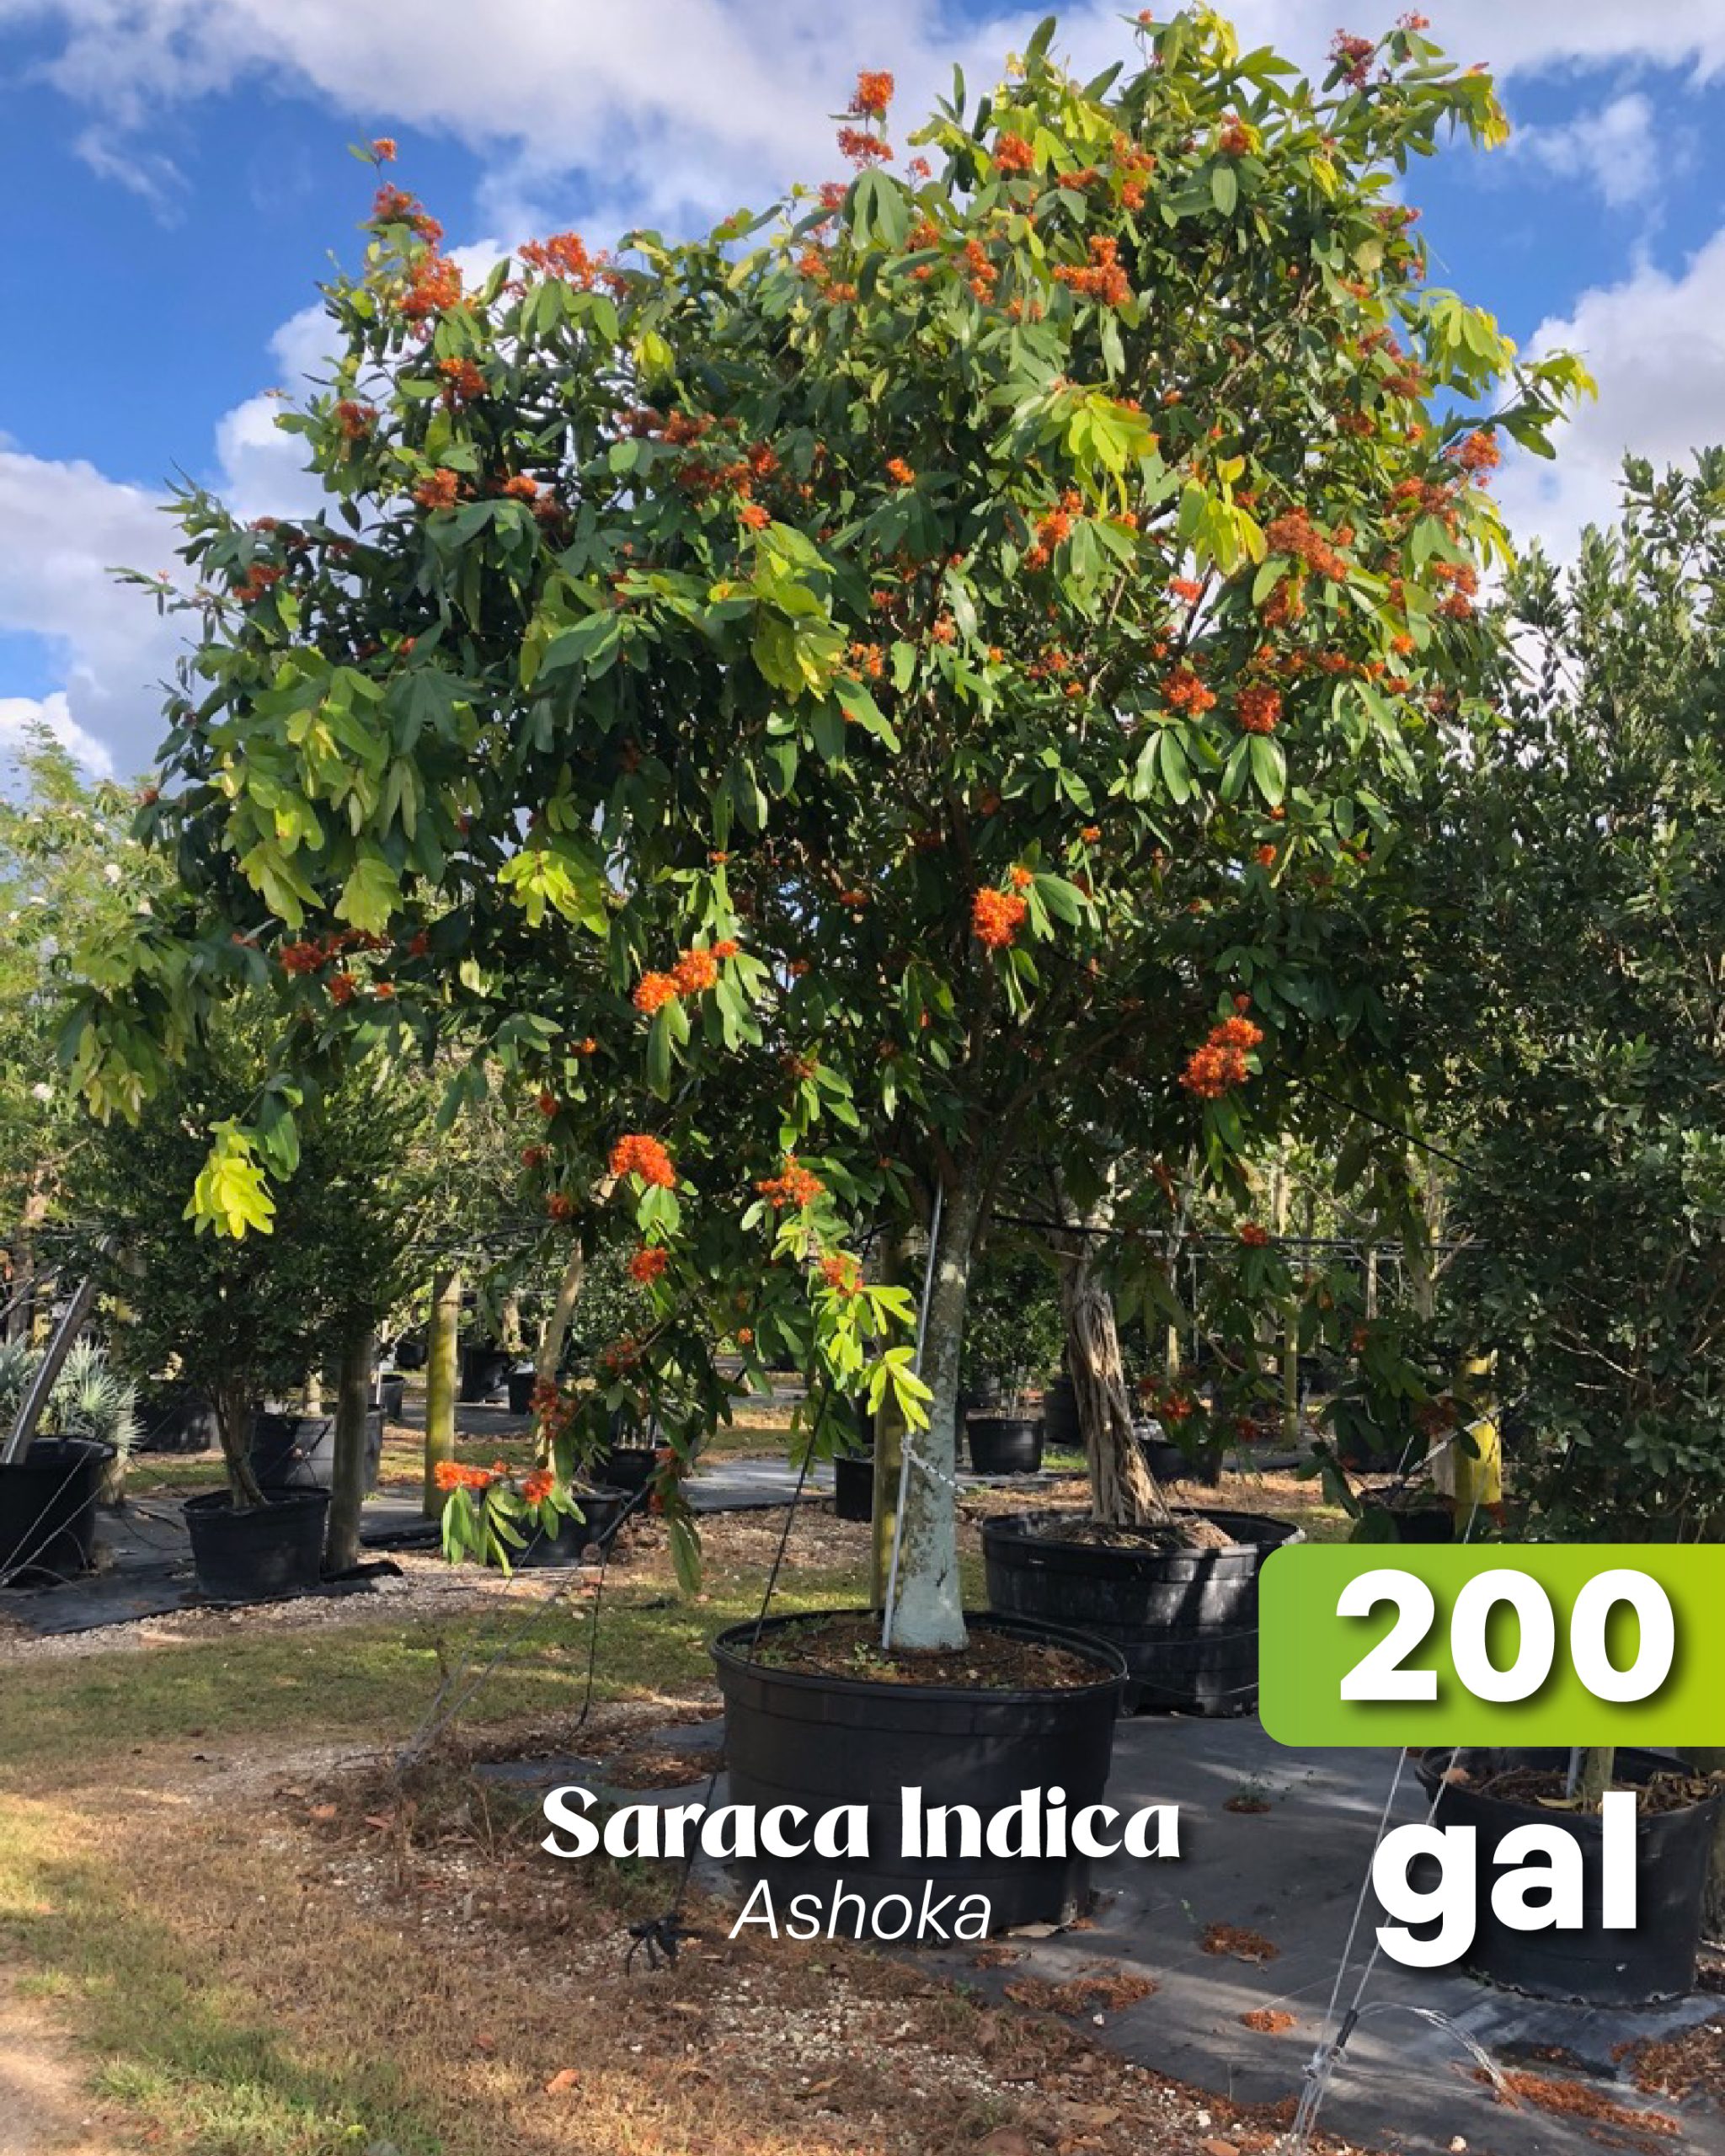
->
(516, 1485, 633, 1567)
(1415, 1751, 1722, 2004)
(183, 1487, 329, 1603)
(967, 1414, 1044, 1476)
(982, 1508, 1302, 1716)
(0, 1438, 114, 1584)
(251, 1408, 384, 1496)
(713, 1608, 1126, 1934)
(833, 1451, 873, 1523)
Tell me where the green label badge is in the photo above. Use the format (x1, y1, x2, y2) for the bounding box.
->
(1258, 1544, 1725, 1748)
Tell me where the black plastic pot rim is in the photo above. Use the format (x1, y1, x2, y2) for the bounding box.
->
(1414, 1755, 1721, 1828)
(3, 1437, 115, 1465)
(713, 1607, 1128, 1705)
(985, 1507, 1290, 1556)
(182, 1487, 331, 1518)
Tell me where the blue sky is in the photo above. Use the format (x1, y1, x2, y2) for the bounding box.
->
(3, 0, 1724, 778)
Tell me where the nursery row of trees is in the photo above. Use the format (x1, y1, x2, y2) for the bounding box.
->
(0, 13, 1717, 1639)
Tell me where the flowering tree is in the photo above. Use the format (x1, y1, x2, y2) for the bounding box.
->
(67, 10, 1584, 1646)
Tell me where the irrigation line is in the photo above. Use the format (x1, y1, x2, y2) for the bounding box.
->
(1282, 1486, 1490, 2152)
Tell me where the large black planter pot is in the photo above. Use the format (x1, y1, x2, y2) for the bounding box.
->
(833, 1451, 873, 1523)
(1044, 1374, 1081, 1454)
(1414, 1751, 1720, 2004)
(459, 1343, 511, 1403)
(506, 1365, 538, 1417)
(0, 1438, 114, 1584)
(1139, 1429, 1222, 1487)
(516, 1486, 633, 1567)
(250, 1409, 384, 1496)
(376, 1374, 407, 1422)
(983, 1508, 1302, 1716)
(133, 1389, 222, 1454)
(968, 1415, 1044, 1476)
(713, 1609, 1127, 1933)
(183, 1487, 330, 1603)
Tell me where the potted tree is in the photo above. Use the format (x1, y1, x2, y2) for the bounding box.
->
(67, 13, 1583, 1911)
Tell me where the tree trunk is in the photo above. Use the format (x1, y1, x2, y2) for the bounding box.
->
(216, 1382, 264, 1508)
(1681, 1748, 1725, 1941)
(870, 1230, 907, 1607)
(1575, 1744, 1615, 1807)
(535, 1243, 589, 1390)
(325, 1327, 374, 1573)
(886, 1178, 983, 1652)
(1059, 1232, 1167, 1528)
(423, 1267, 461, 1517)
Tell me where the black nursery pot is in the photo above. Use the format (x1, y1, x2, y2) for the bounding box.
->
(982, 1508, 1301, 1716)
(376, 1373, 407, 1422)
(183, 1487, 329, 1603)
(250, 1409, 383, 1496)
(133, 1389, 223, 1454)
(1043, 1374, 1081, 1454)
(516, 1486, 633, 1568)
(458, 1343, 512, 1403)
(967, 1415, 1045, 1476)
(713, 1609, 1126, 1933)
(1415, 1751, 1721, 2004)
(506, 1365, 538, 1417)
(1139, 1429, 1222, 1487)
(0, 1438, 114, 1585)
(833, 1451, 874, 1523)
(603, 1444, 659, 1494)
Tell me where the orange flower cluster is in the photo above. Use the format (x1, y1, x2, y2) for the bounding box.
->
(1236, 684, 1281, 734)
(1263, 505, 1349, 580)
(851, 70, 895, 117)
(1024, 488, 1084, 569)
(1239, 1222, 1270, 1246)
(740, 500, 771, 530)
(1450, 428, 1500, 474)
(1167, 576, 1203, 604)
(501, 473, 540, 500)
(334, 398, 377, 439)
(1432, 559, 1479, 620)
(972, 886, 1028, 948)
(673, 947, 719, 993)
(1162, 665, 1217, 717)
(234, 563, 283, 606)
(756, 1155, 825, 1209)
(400, 253, 463, 320)
(414, 469, 460, 511)
(994, 132, 1035, 173)
(372, 184, 442, 243)
(521, 1145, 547, 1169)
(885, 456, 916, 486)
(1180, 1013, 1264, 1098)
(628, 1246, 670, 1284)
(279, 927, 385, 975)
(820, 1254, 862, 1296)
(611, 1134, 676, 1188)
(633, 970, 680, 1014)
(1053, 235, 1131, 307)
(520, 1468, 557, 1507)
(520, 231, 596, 285)
(547, 1192, 576, 1222)
(437, 358, 486, 405)
(433, 1460, 499, 1492)
(1331, 30, 1376, 88)
(1217, 115, 1253, 155)
(837, 126, 893, 166)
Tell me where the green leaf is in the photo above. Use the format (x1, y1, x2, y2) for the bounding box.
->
(1210, 163, 1238, 216)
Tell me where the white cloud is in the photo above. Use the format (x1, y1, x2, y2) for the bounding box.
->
(0, 447, 185, 777)
(1509, 91, 1662, 209)
(1496, 227, 1725, 557)
(0, 691, 117, 776)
